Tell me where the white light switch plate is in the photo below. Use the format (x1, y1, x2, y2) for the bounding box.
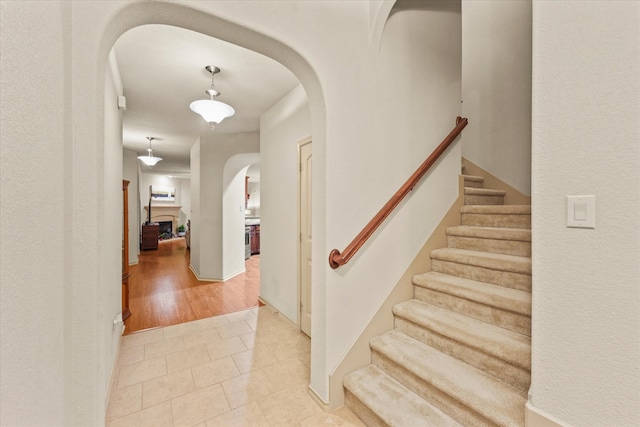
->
(567, 195, 595, 228)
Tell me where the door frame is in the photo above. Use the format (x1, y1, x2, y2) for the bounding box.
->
(297, 136, 312, 336)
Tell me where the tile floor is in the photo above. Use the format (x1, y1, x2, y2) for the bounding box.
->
(107, 306, 365, 427)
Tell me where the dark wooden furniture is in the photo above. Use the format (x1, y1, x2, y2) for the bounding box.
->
(122, 180, 131, 321)
(141, 224, 159, 250)
(250, 224, 260, 255)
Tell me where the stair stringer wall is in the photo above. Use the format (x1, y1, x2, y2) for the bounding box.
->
(328, 175, 466, 409)
(462, 157, 531, 205)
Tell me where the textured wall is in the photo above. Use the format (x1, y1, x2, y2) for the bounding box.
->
(260, 85, 311, 324)
(530, 2, 640, 425)
(190, 133, 259, 280)
(462, 0, 532, 195)
(2, 1, 467, 420)
(0, 2, 67, 425)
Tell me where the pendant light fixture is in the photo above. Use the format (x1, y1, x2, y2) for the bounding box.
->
(190, 65, 235, 130)
(138, 137, 163, 166)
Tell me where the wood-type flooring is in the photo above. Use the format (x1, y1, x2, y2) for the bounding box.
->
(124, 238, 261, 335)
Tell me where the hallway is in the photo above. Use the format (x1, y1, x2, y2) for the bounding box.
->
(108, 306, 365, 426)
(125, 238, 261, 335)
(111, 238, 364, 426)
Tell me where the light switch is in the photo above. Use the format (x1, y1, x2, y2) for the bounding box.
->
(574, 201, 587, 220)
(567, 195, 595, 228)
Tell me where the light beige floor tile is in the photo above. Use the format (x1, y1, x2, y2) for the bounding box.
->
(191, 356, 240, 389)
(216, 321, 253, 339)
(222, 370, 276, 409)
(142, 369, 196, 408)
(145, 335, 186, 359)
(225, 309, 257, 325)
(263, 357, 310, 390)
(171, 384, 230, 427)
(106, 383, 142, 420)
(239, 332, 256, 349)
(118, 343, 145, 367)
(225, 310, 258, 331)
(256, 384, 323, 426)
(121, 328, 164, 349)
(195, 315, 230, 331)
(231, 348, 278, 374)
(300, 406, 366, 427)
(162, 321, 201, 340)
(109, 401, 173, 427)
(182, 329, 221, 349)
(166, 346, 211, 373)
(270, 338, 311, 362)
(205, 401, 269, 427)
(206, 336, 247, 360)
(117, 357, 167, 389)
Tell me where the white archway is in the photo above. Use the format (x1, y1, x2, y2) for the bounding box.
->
(222, 152, 261, 277)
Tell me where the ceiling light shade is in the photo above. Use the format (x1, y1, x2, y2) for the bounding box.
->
(190, 65, 235, 129)
(189, 99, 235, 124)
(138, 137, 162, 166)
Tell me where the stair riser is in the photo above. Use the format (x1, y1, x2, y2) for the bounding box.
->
(394, 317, 531, 392)
(447, 235, 531, 257)
(461, 213, 531, 229)
(431, 259, 531, 292)
(371, 351, 495, 427)
(464, 195, 505, 205)
(414, 287, 531, 336)
(463, 180, 483, 188)
(345, 390, 387, 427)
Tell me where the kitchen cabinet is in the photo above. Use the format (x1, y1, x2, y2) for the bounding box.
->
(250, 225, 260, 255)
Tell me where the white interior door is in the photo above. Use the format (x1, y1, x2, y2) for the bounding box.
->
(299, 140, 312, 337)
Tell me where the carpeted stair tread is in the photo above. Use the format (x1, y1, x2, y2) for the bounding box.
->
(393, 300, 531, 370)
(344, 364, 463, 427)
(413, 271, 531, 316)
(464, 187, 506, 196)
(463, 175, 484, 188)
(431, 248, 531, 275)
(446, 225, 531, 241)
(462, 175, 484, 183)
(460, 205, 531, 215)
(371, 330, 527, 427)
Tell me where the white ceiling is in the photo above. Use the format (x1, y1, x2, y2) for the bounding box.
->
(114, 24, 299, 177)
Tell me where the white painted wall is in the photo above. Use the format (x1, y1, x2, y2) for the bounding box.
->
(222, 153, 260, 279)
(322, 1, 462, 399)
(462, 0, 532, 195)
(190, 133, 259, 280)
(123, 148, 140, 264)
(530, 2, 640, 425)
(179, 178, 191, 228)
(246, 181, 260, 216)
(0, 3, 67, 424)
(139, 173, 190, 232)
(190, 138, 201, 260)
(0, 1, 506, 421)
(102, 49, 126, 415)
(260, 84, 311, 323)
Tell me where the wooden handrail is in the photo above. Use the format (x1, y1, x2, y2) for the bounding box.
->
(328, 116, 468, 269)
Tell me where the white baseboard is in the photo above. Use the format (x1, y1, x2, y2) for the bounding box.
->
(308, 384, 330, 411)
(188, 264, 245, 282)
(526, 401, 570, 427)
(105, 323, 125, 417)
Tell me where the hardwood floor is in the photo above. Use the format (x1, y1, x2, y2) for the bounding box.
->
(124, 238, 261, 335)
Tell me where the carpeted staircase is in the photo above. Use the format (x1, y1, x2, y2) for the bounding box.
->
(344, 173, 532, 426)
